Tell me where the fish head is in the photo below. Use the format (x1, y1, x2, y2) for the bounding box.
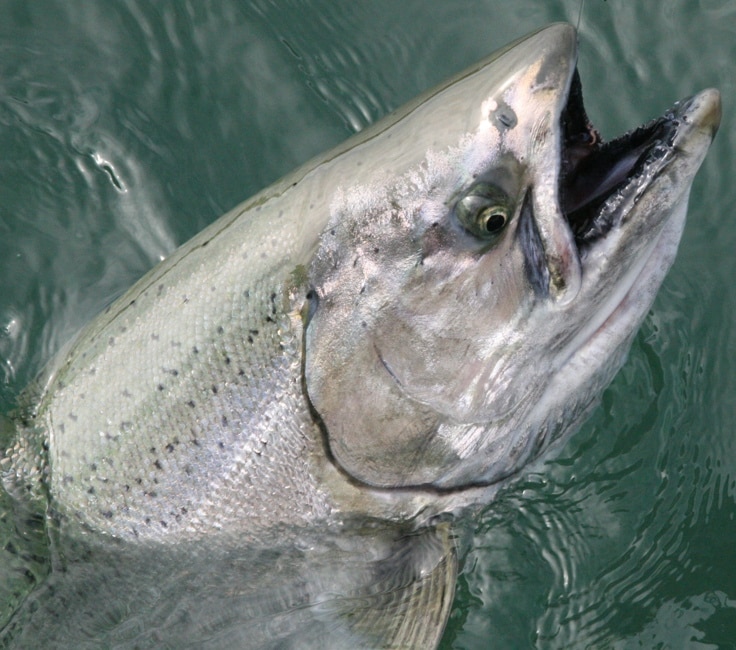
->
(305, 24, 720, 491)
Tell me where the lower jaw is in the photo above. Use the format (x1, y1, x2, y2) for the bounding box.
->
(594, 198, 688, 348)
(563, 192, 689, 369)
(527, 196, 690, 443)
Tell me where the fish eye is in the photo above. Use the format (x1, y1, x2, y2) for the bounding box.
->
(455, 183, 512, 240)
(478, 206, 508, 233)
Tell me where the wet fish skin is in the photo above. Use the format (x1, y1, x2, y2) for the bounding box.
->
(0, 23, 720, 649)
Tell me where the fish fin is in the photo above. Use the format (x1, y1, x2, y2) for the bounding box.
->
(338, 523, 458, 649)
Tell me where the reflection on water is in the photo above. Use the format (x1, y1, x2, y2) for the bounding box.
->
(1, 1, 735, 648)
(448, 293, 736, 648)
(0, 456, 49, 632)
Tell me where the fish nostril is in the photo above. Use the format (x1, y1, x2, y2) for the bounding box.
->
(303, 289, 319, 327)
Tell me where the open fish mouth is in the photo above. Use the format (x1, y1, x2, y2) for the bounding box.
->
(559, 70, 695, 250)
(546, 65, 720, 388)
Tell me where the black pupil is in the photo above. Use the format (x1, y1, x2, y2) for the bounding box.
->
(484, 212, 506, 232)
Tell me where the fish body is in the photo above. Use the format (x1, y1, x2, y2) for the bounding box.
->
(0, 23, 720, 648)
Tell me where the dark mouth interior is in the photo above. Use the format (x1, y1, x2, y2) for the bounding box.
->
(558, 70, 675, 248)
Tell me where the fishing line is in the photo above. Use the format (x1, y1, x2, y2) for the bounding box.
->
(576, 0, 586, 32)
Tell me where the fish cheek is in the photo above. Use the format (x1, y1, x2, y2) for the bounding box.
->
(303, 291, 460, 489)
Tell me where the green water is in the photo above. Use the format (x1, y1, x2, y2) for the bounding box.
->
(0, 0, 734, 647)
